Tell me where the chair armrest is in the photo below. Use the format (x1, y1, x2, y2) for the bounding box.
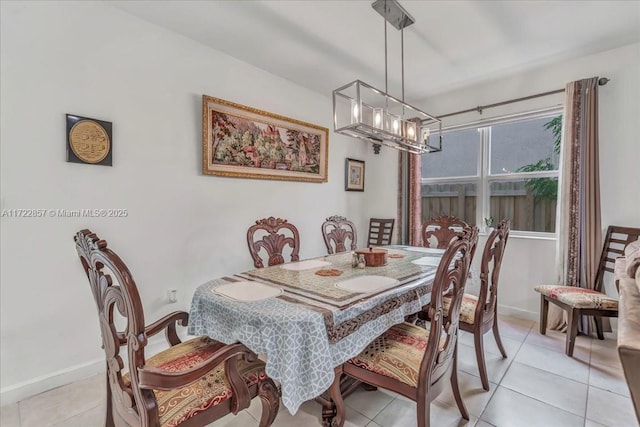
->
(137, 342, 255, 414)
(145, 311, 189, 346)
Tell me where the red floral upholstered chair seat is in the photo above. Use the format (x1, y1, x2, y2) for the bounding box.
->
(443, 294, 478, 325)
(123, 337, 269, 427)
(534, 285, 618, 310)
(347, 322, 446, 388)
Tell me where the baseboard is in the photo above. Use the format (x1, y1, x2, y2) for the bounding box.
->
(497, 304, 539, 322)
(0, 357, 105, 406)
(0, 340, 168, 406)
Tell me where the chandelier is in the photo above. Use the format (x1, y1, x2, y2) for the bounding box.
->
(332, 0, 442, 155)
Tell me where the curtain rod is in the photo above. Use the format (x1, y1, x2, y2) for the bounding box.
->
(435, 77, 610, 120)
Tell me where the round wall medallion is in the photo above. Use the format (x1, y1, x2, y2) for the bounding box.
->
(69, 120, 110, 164)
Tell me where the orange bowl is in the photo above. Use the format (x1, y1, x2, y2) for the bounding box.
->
(354, 247, 388, 267)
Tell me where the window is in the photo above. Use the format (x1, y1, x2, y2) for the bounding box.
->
(421, 110, 561, 235)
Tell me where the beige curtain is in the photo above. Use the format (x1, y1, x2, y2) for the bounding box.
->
(398, 152, 422, 246)
(551, 77, 602, 332)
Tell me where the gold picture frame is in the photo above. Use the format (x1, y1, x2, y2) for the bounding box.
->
(202, 95, 329, 183)
(345, 158, 365, 192)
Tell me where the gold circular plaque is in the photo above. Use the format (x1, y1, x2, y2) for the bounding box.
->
(69, 120, 110, 164)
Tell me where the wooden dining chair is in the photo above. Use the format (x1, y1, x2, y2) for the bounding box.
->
(339, 226, 479, 427)
(75, 230, 279, 427)
(444, 219, 510, 391)
(247, 217, 300, 268)
(536, 225, 640, 356)
(322, 215, 357, 254)
(367, 218, 395, 246)
(421, 215, 469, 249)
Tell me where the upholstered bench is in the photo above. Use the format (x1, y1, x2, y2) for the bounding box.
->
(616, 238, 640, 423)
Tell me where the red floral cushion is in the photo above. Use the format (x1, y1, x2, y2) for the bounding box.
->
(125, 337, 267, 427)
(347, 322, 443, 388)
(443, 294, 478, 325)
(535, 285, 618, 310)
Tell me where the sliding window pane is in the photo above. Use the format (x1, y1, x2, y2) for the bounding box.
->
(489, 179, 557, 232)
(422, 129, 479, 178)
(490, 115, 560, 175)
(421, 182, 477, 226)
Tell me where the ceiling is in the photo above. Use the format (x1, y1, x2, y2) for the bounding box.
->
(109, 1, 640, 109)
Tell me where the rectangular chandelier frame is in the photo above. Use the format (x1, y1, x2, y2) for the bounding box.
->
(333, 80, 442, 154)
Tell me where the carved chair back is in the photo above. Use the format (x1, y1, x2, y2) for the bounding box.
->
(247, 217, 300, 268)
(595, 225, 640, 292)
(322, 215, 357, 254)
(76, 230, 280, 426)
(367, 218, 395, 246)
(421, 215, 469, 249)
(475, 219, 511, 324)
(421, 226, 478, 387)
(75, 229, 152, 426)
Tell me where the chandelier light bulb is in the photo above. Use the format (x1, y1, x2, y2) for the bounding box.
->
(353, 103, 359, 119)
(393, 119, 399, 133)
(374, 112, 382, 127)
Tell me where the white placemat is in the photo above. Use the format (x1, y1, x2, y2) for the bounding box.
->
(335, 275, 400, 293)
(214, 281, 283, 302)
(404, 247, 446, 255)
(411, 257, 442, 267)
(280, 259, 331, 271)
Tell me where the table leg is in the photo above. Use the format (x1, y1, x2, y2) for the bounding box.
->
(321, 366, 345, 427)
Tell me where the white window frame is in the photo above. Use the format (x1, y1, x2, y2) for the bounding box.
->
(421, 107, 562, 238)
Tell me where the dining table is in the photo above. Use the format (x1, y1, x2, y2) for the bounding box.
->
(188, 245, 446, 425)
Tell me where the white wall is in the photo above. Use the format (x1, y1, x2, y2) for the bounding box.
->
(0, 1, 371, 403)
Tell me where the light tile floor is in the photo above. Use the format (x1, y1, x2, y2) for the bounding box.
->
(1, 315, 637, 427)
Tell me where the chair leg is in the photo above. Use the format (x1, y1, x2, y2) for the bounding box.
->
(105, 371, 114, 427)
(416, 397, 431, 427)
(258, 379, 280, 427)
(540, 296, 549, 335)
(361, 383, 378, 391)
(492, 318, 508, 359)
(473, 330, 490, 391)
(565, 309, 579, 357)
(594, 316, 605, 340)
(451, 344, 469, 421)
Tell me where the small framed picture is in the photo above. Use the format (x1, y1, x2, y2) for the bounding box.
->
(66, 114, 113, 166)
(345, 158, 365, 192)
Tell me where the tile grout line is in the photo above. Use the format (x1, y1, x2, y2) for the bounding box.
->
(358, 392, 398, 425)
(512, 346, 594, 385)
(488, 386, 586, 423)
(498, 365, 590, 417)
(49, 403, 102, 427)
(341, 401, 374, 425)
(583, 386, 591, 427)
(475, 322, 531, 424)
(494, 322, 590, 423)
